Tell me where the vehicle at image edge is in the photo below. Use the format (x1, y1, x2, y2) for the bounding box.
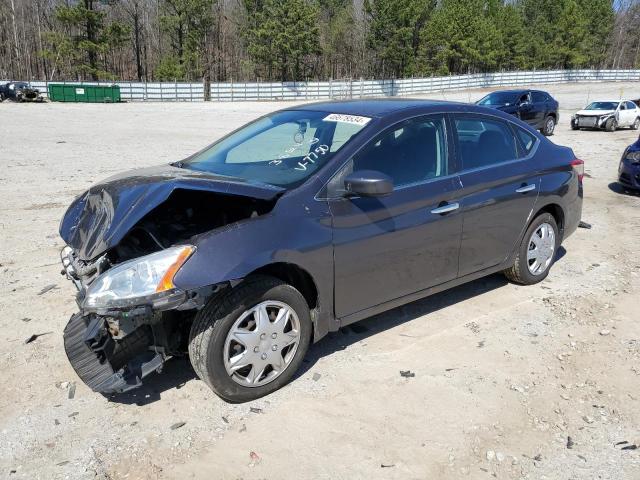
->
(571, 99, 640, 132)
(476, 89, 559, 136)
(0, 81, 44, 102)
(618, 135, 640, 191)
(58, 99, 584, 403)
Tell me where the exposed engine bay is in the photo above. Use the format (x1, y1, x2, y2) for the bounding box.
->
(60, 177, 279, 394)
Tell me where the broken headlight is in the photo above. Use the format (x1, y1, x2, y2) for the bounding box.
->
(83, 245, 195, 311)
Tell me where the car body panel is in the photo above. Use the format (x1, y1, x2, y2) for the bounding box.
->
(59, 164, 284, 261)
(619, 137, 640, 190)
(330, 175, 463, 318)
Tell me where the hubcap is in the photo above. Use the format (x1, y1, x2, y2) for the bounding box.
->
(546, 118, 554, 133)
(527, 223, 555, 275)
(223, 301, 301, 387)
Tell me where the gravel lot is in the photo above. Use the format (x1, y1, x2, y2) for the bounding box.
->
(1, 82, 639, 480)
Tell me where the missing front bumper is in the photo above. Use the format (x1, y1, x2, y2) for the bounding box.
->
(63, 313, 169, 394)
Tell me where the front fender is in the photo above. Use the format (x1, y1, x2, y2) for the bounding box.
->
(172, 201, 336, 339)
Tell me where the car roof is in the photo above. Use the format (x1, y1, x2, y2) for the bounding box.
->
(287, 98, 477, 118)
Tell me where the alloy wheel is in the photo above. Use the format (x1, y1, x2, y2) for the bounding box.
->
(527, 222, 555, 275)
(223, 301, 301, 387)
(546, 118, 555, 134)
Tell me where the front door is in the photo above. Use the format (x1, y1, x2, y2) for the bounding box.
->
(452, 114, 540, 277)
(328, 115, 463, 319)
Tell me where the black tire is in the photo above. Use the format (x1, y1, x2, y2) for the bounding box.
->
(570, 120, 579, 130)
(605, 118, 617, 132)
(188, 275, 312, 403)
(631, 117, 640, 130)
(541, 115, 556, 136)
(503, 213, 559, 285)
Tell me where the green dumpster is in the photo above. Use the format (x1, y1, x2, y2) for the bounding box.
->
(48, 84, 121, 103)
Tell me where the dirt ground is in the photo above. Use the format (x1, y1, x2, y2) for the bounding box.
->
(1, 82, 639, 480)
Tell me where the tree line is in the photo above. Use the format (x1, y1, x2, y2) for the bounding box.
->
(0, 0, 637, 84)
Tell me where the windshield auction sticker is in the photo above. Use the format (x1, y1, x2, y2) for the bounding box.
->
(323, 113, 371, 126)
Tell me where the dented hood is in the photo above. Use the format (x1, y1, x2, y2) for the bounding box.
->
(60, 164, 285, 260)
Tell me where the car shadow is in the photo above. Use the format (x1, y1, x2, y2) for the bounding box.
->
(608, 182, 640, 196)
(108, 255, 567, 405)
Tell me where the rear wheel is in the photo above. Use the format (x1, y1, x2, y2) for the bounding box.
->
(188, 276, 312, 403)
(632, 118, 640, 130)
(503, 213, 559, 285)
(605, 118, 617, 132)
(541, 115, 555, 136)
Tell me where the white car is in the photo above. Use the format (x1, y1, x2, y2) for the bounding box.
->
(571, 100, 640, 132)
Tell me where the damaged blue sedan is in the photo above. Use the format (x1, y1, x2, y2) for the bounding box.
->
(60, 100, 583, 402)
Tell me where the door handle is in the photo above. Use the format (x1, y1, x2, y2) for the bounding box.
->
(430, 202, 459, 215)
(515, 184, 536, 193)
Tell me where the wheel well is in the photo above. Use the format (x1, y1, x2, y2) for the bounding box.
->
(534, 204, 564, 237)
(548, 112, 557, 120)
(249, 263, 318, 310)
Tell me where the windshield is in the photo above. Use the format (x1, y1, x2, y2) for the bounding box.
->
(477, 92, 520, 106)
(183, 110, 371, 188)
(585, 101, 619, 111)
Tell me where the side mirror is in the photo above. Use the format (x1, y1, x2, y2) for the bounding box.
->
(344, 170, 393, 197)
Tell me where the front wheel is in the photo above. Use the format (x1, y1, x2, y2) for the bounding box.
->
(188, 276, 312, 403)
(503, 213, 559, 285)
(605, 118, 617, 132)
(541, 115, 556, 136)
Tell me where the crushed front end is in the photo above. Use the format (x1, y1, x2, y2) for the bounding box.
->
(60, 245, 214, 394)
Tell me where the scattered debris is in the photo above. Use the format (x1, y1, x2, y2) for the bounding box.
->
(54, 419, 60, 425)
(25, 332, 52, 344)
(249, 451, 261, 466)
(615, 441, 629, 446)
(477, 340, 485, 348)
(496, 452, 505, 462)
(312, 372, 321, 381)
(578, 221, 592, 229)
(567, 436, 574, 449)
(56, 461, 69, 466)
(400, 370, 415, 378)
(486, 450, 495, 461)
(37, 284, 57, 295)
(582, 415, 595, 424)
(170, 422, 186, 430)
(21, 317, 31, 322)
(250, 407, 263, 414)
(380, 463, 395, 468)
(622, 445, 638, 451)
(221, 416, 229, 424)
(533, 454, 542, 462)
(599, 329, 610, 336)
(67, 382, 76, 399)
(577, 454, 587, 462)
(239, 424, 247, 432)
(68, 412, 78, 418)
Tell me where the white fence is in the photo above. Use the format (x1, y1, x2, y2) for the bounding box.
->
(29, 69, 640, 102)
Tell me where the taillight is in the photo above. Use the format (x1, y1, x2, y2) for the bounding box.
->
(571, 158, 584, 183)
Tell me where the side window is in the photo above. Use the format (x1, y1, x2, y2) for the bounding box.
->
(626, 101, 637, 110)
(514, 126, 537, 157)
(454, 116, 518, 170)
(349, 116, 447, 188)
(531, 91, 546, 103)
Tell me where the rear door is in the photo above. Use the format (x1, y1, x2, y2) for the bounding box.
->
(452, 115, 540, 277)
(530, 91, 549, 127)
(328, 114, 463, 318)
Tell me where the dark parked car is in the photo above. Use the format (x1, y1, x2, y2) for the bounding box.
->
(0, 81, 43, 102)
(477, 89, 559, 136)
(59, 100, 583, 402)
(618, 136, 640, 191)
